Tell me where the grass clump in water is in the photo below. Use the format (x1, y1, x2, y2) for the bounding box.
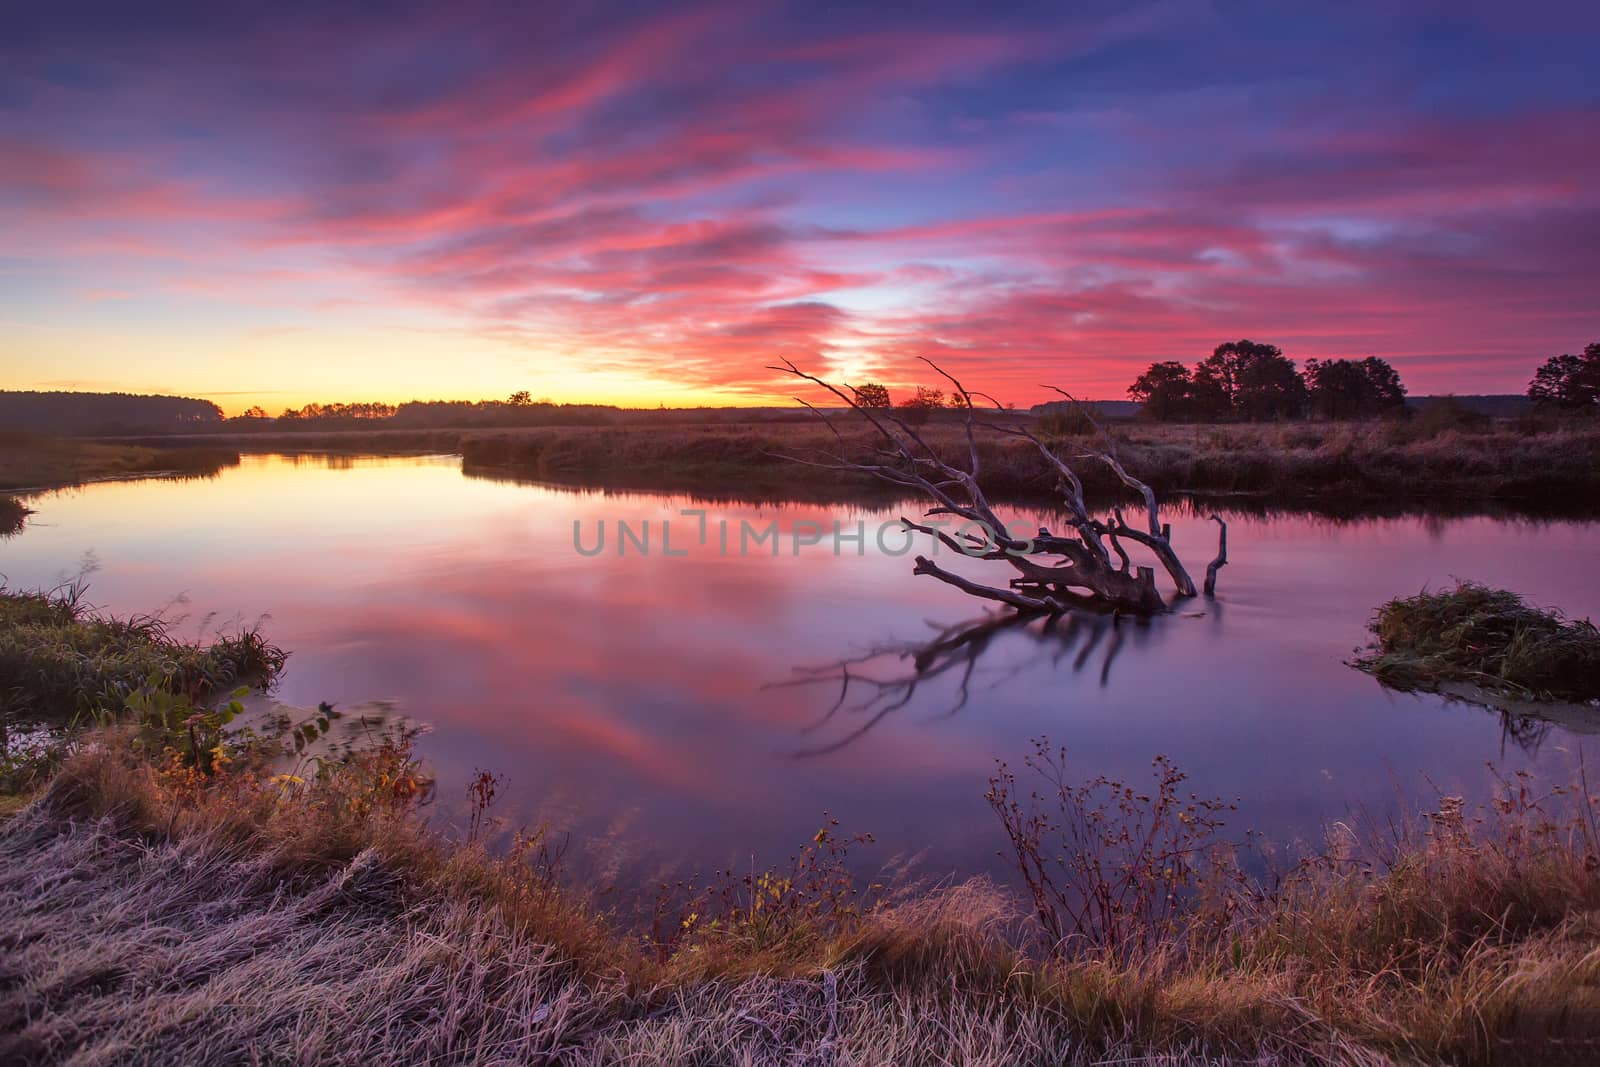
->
(1357, 580, 1600, 703)
(0, 496, 27, 537)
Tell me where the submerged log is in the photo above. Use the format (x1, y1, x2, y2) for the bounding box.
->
(771, 357, 1227, 615)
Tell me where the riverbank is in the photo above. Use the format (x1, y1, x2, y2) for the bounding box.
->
(0, 432, 240, 495)
(3, 590, 1599, 1064)
(0, 435, 242, 537)
(100, 415, 1600, 512)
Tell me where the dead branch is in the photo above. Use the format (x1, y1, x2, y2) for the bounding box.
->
(770, 358, 1228, 613)
(1204, 514, 1228, 596)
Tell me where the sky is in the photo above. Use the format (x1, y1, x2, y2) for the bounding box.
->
(2, 1, 1597, 413)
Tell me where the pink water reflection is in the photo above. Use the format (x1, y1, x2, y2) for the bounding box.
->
(5, 455, 1598, 878)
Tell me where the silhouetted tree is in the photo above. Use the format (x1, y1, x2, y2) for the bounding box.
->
(507, 390, 532, 406)
(852, 382, 891, 408)
(1127, 361, 1194, 421)
(277, 401, 397, 423)
(1186, 370, 1231, 420)
(1304, 357, 1407, 419)
(1194, 340, 1305, 420)
(1528, 342, 1600, 410)
(897, 386, 944, 424)
(240, 405, 269, 419)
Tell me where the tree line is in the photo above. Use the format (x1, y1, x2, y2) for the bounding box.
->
(1120, 338, 1599, 422)
(845, 342, 1410, 423)
(0, 391, 224, 435)
(4, 340, 1592, 438)
(844, 338, 1598, 424)
(231, 397, 628, 430)
(1123, 341, 1404, 421)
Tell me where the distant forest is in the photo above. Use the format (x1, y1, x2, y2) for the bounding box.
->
(0, 391, 817, 436)
(0, 391, 224, 435)
(1028, 395, 1533, 419)
(0, 382, 1562, 440)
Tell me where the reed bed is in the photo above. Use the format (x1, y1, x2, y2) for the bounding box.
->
(457, 416, 1600, 509)
(42, 414, 1600, 510)
(0, 431, 241, 493)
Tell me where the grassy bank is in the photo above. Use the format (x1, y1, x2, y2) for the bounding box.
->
(1357, 581, 1600, 704)
(0, 431, 241, 494)
(83, 414, 1600, 512)
(0, 584, 285, 723)
(456, 415, 1600, 510)
(4, 591, 1600, 1063)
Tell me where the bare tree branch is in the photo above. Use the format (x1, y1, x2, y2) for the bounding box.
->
(1204, 514, 1229, 596)
(769, 359, 1226, 612)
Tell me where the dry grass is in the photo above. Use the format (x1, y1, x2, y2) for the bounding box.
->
(1101, 417, 1600, 509)
(64, 414, 1600, 511)
(456, 417, 1600, 511)
(1356, 581, 1600, 702)
(0, 802, 1241, 1067)
(3, 727, 1599, 1065)
(0, 431, 240, 493)
(5, 594, 1600, 1064)
(0, 740, 1237, 1067)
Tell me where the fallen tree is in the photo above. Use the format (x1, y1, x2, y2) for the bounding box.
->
(772, 358, 1226, 615)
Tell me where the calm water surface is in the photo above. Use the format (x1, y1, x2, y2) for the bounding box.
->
(6, 454, 1598, 880)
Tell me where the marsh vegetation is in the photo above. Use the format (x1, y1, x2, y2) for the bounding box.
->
(1357, 581, 1600, 705)
(0, 584, 285, 722)
(457, 414, 1600, 510)
(4, 601, 1600, 1064)
(0, 431, 240, 493)
(0, 497, 26, 537)
(15, 402, 1595, 511)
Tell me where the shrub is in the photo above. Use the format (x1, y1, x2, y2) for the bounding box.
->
(1037, 404, 1103, 438)
(987, 741, 1247, 960)
(1387, 397, 1491, 443)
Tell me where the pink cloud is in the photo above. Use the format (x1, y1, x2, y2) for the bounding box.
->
(2, 7, 1596, 400)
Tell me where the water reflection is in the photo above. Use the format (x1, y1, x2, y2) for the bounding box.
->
(464, 464, 1600, 524)
(3, 454, 1598, 879)
(779, 609, 1159, 756)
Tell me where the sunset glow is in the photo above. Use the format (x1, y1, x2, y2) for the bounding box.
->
(3, 2, 1597, 411)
